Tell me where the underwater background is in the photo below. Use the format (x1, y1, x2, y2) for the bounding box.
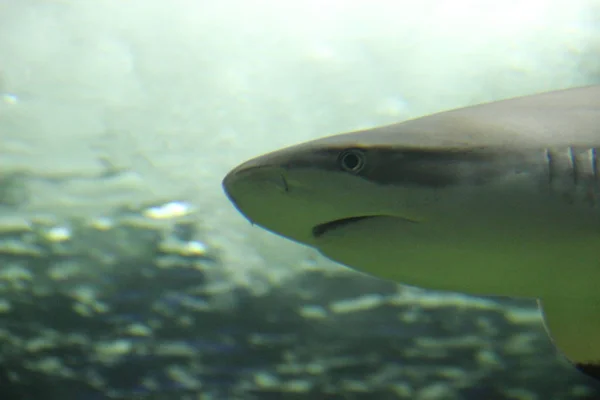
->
(1, 0, 600, 399)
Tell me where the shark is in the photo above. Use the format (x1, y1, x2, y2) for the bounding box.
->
(222, 85, 600, 381)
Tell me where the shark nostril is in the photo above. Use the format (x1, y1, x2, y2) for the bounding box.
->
(280, 174, 289, 192)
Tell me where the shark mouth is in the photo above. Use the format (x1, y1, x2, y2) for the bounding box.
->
(312, 216, 378, 238)
(312, 214, 421, 238)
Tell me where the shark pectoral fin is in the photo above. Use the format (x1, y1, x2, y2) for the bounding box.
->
(538, 298, 600, 380)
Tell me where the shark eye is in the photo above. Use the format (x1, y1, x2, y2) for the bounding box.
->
(338, 149, 366, 173)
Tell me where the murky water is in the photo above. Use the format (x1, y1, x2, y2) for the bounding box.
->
(1, 0, 600, 398)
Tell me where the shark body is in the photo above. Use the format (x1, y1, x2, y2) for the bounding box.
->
(223, 85, 600, 381)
